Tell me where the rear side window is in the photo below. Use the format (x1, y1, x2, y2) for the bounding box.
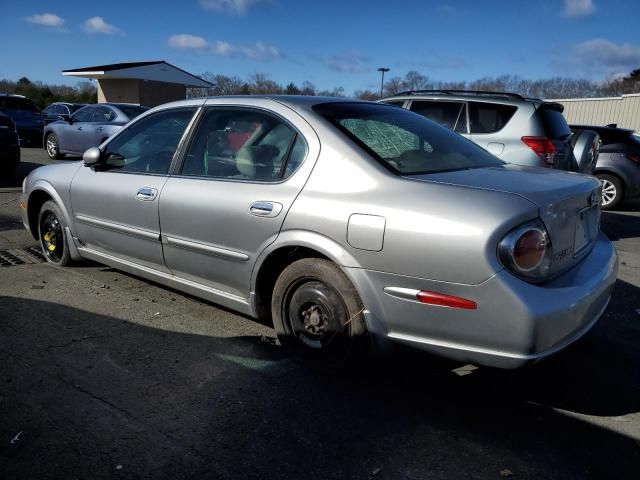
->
(181, 108, 306, 181)
(469, 102, 517, 134)
(410, 101, 467, 133)
(538, 105, 571, 139)
(383, 101, 405, 108)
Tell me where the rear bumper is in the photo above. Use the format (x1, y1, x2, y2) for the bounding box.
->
(348, 232, 618, 368)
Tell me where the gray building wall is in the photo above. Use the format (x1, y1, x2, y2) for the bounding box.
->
(97, 79, 186, 107)
(550, 93, 640, 131)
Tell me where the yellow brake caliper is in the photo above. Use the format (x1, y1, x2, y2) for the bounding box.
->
(43, 232, 56, 251)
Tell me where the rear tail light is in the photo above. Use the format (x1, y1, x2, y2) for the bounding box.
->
(522, 136, 556, 166)
(498, 220, 552, 282)
(627, 153, 640, 164)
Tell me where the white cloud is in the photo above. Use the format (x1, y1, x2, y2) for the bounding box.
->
(563, 0, 595, 17)
(25, 13, 66, 30)
(323, 51, 369, 73)
(83, 16, 119, 34)
(574, 38, 640, 69)
(168, 34, 282, 60)
(168, 34, 208, 49)
(199, 0, 268, 15)
(561, 38, 640, 76)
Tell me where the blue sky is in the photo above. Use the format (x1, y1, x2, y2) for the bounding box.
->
(1, 0, 639, 94)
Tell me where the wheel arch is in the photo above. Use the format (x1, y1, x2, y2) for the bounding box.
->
(251, 231, 364, 322)
(27, 182, 74, 240)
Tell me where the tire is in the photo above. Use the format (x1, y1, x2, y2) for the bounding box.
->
(38, 200, 71, 266)
(271, 258, 369, 369)
(597, 173, 624, 210)
(45, 133, 61, 160)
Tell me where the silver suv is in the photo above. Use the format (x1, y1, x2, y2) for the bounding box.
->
(381, 90, 598, 174)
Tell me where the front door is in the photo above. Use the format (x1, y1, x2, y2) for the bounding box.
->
(159, 103, 316, 298)
(65, 106, 95, 154)
(69, 106, 198, 271)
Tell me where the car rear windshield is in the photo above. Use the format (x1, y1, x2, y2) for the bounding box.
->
(116, 105, 149, 120)
(538, 104, 571, 139)
(314, 102, 503, 175)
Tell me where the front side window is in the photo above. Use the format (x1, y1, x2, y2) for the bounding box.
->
(469, 102, 517, 134)
(72, 106, 94, 123)
(103, 107, 196, 174)
(181, 108, 306, 181)
(314, 102, 503, 175)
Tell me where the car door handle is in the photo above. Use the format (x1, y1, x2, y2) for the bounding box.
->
(249, 201, 283, 217)
(136, 187, 158, 201)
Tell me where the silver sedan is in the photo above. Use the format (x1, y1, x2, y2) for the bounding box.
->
(43, 103, 148, 159)
(20, 96, 617, 369)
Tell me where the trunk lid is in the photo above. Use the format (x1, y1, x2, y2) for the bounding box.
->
(407, 165, 602, 276)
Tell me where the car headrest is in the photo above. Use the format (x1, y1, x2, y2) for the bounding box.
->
(236, 145, 279, 179)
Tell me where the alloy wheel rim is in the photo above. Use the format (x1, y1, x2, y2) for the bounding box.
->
(41, 212, 63, 262)
(600, 179, 617, 206)
(46, 136, 57, 157)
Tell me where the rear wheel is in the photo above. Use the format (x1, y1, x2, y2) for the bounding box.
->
(271, 258, 369, 369)
(597, 173, 624, 210)
(38, 200, 71, 266)
(45, 133, 61, 160)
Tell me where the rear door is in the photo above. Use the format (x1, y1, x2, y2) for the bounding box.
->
(158, 101, 319, 298)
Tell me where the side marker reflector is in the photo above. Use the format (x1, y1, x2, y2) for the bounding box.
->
(416, 290, 477, 310)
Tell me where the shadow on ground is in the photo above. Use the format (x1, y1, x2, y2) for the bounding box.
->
(0, 162, 43, 189)
(602, 209, 640, 241)
(0, 281, 638, 479)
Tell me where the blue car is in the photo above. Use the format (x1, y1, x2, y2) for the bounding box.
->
(0, 94, 44, 146)
(43, 103, 148, 159)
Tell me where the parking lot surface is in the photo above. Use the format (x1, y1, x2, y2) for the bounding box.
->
(1, 148, 639, 479)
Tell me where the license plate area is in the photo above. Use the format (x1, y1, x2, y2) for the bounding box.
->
(574, 205, 599, 256)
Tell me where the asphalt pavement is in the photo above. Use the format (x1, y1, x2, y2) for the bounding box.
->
(1, 148, 639, 479)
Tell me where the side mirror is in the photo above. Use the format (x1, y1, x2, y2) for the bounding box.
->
(83, 147, 102, 167)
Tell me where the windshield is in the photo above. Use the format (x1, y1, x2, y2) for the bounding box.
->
(116, 105, 149, 120)
(314, 102, 503, 175)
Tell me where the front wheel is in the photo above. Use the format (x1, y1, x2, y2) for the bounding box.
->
(271, 258, 369, 369)
(597, 173, 624, 210)
(38, 200, 71, 265)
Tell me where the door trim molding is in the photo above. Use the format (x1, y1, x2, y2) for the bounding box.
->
(75, 215, 160, 241)
(164, 235, 250, 261)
